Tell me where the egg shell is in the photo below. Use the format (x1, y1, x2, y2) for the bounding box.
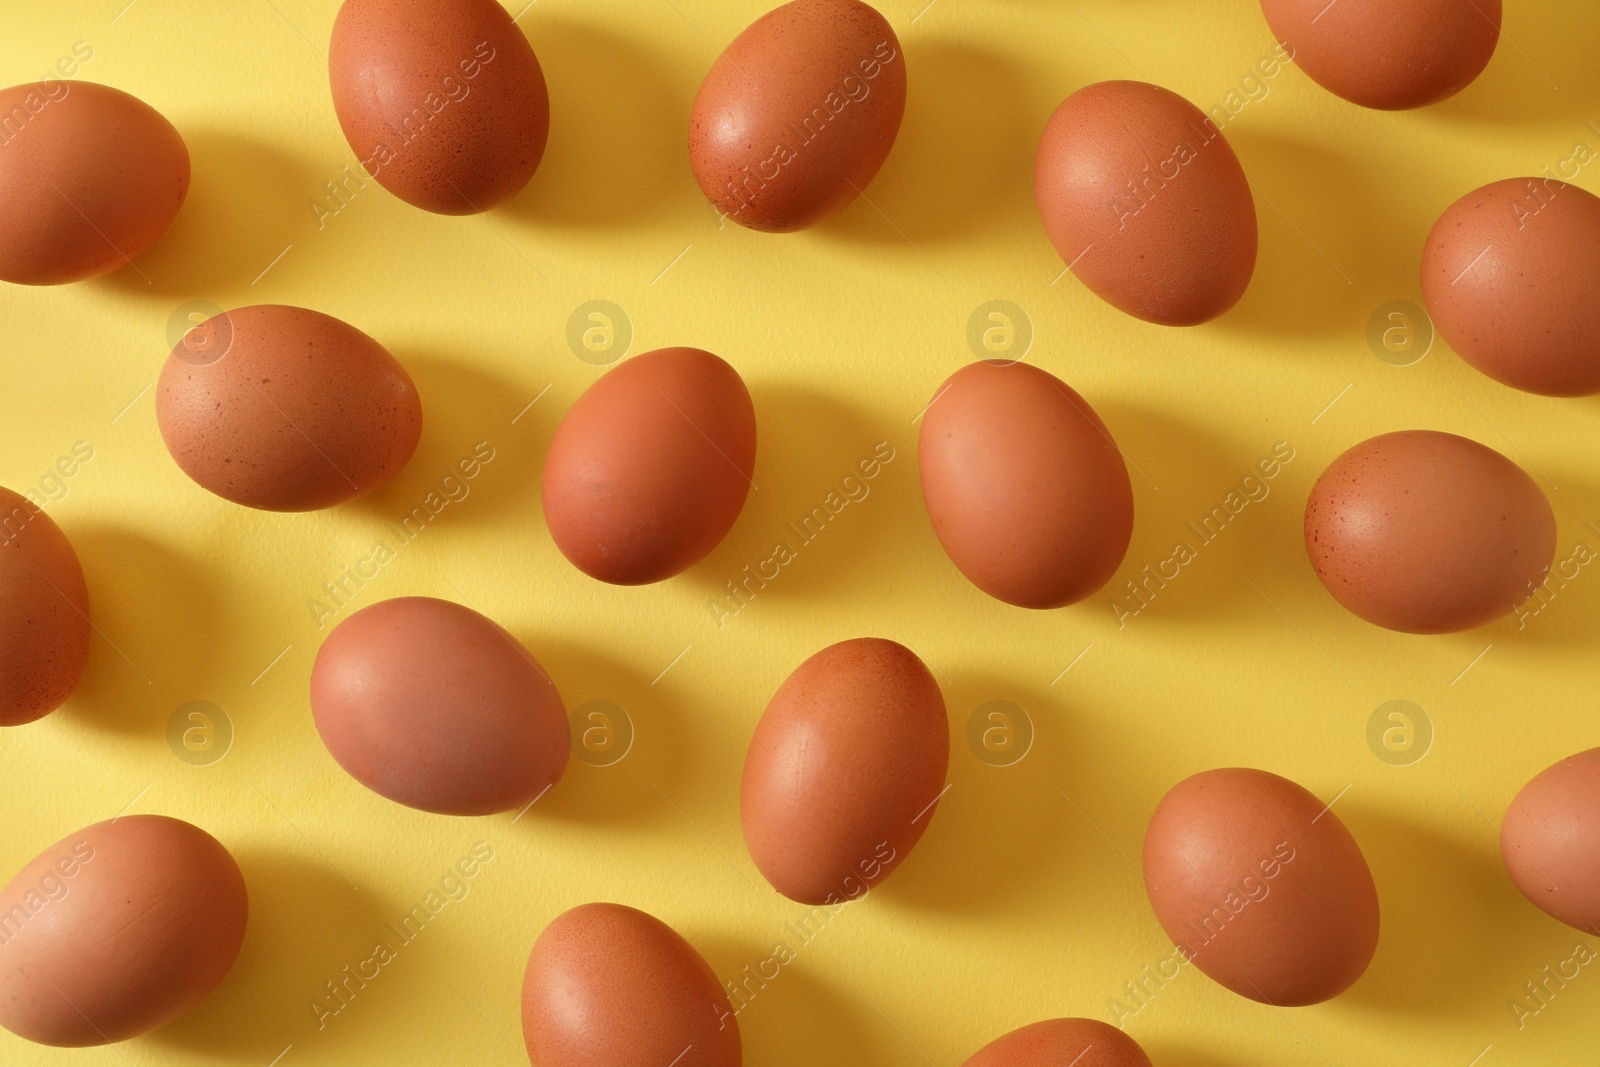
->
(1142, 768, 1379, 1006)
(1422, 178, 1600, 396)
(0, 815, 247, 1047)
(1303, 430, 1555, 633)
(0, 488, 90, 726)
(1501, 747, 1600, 933)
(156, 304, 423, 511)
(311, 596, 569, 815)
(542, 347, 756, 585)
(918, 361, 1134, 609)
(1035, 80, 1257, 326)
(961, 1018, 1152, 1067)
(329, 0, 549, 214)
(689, 0, 906, 232)
(741, 637, 948, 904)
(1260, 0, 1500, 110)
(521, 902, 740, 1067)
(0, 81, 188, 285)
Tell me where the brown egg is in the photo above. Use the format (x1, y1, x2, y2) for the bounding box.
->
(961, 1018, 1152, 1067)
(0, 488, 90, 726)
(918, 361, 1134, 609)
(1422, 178, 1600, 396)
(1501, 747, 1600, 933)
(0, 815, 247, 1047)
(1142, 768, 1379, 1006)
(329, 0, 549, 214)
(311, 596, 569, 815)
(522, 902, 740, 1067)
(741, 638, 947, 904)
(1260, 0, 1499, 110)
(689, 0, 906, 232)
(156, 305, 422, 511)
(1035, 80, 1257, 326)
(1304, 430, 1555, 633)
(542, 347, 756, 585)
(0, 81, 188, 285)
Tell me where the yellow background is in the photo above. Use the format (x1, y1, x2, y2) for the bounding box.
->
(4, 1, 1600, 1064)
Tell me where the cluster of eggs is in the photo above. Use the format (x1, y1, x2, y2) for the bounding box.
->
(3, 0, 1597, 1064)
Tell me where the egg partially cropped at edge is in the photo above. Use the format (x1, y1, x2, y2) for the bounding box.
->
(1502, 747, 1600, 933)
(0, 487, 91, 726)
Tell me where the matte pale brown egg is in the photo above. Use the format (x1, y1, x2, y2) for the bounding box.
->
(1502, 748, 1600, 933)
(311, 596, 569, 816)
(329, 0, 549, 214)
(542, 347, 756, 585)
(0, 487, 90, 726)
(961, 1018, 1152, 1067)
(0, 80, 188, 285)
(1423, 178, 1600, 396)
(156, 304, 422, 511)
(1304, 430, 1555, 633)
(741, 637, 948, 904)
(522, 902, 740, 1067)
(1142, 768, 1379, 1006)
(0, 815, 247, 1047)
(689, 0, 906, 231)
(1035, 80, 1257, 326)
(1261, 0, 1500, 110)
(918, 361, 1134, 609)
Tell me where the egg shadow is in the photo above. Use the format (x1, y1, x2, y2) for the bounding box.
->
(1426, 4, 1600, 129)
(351, 353, 537, 532)
(1339, 804, 1540, 1022)
(691, 937, 896, 1067)
(507, 634, 691, 832)
(1141, 1046, 1237, 1067)
(881, 673, 1082, 917)
(145, 850, 393, 1063)
(95, 129, 325, 301)
(499, 15, 695, 230)
(60, 524, 227, 735)
(1218, 131, 1398, 343)
(824, 39, 1042, 249)
(686, 385, 897, 611)
(1090, 402, 1275, 628)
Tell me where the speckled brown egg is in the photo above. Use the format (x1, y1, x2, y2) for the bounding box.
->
(1501, 747, 1600, 933)
(1035, 81, 1257, 326)
(1261, 0, 1500, 110)
(0, 487, 90, 727)
(1304, 430, 1555, 633)
(918, 361, 1134, 609)
(961, 1019, 1153, 1067)
(0, 81, 188, 285)
(0, 815, 247, 1047)
(1422, 178, 1600, 396)
(522, 902, 741, 1067)
(689, 0, 906, 232)
(156, 304, 422, 511)
(311, 596, 569, 816)
(542, 347, 756, 585)
(329, 0, 549, 214)
(742, 637, 948, 905)
(1143, 768, 1380, 1006)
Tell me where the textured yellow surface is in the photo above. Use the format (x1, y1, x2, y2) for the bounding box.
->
(3, 1, 1600, 1064)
